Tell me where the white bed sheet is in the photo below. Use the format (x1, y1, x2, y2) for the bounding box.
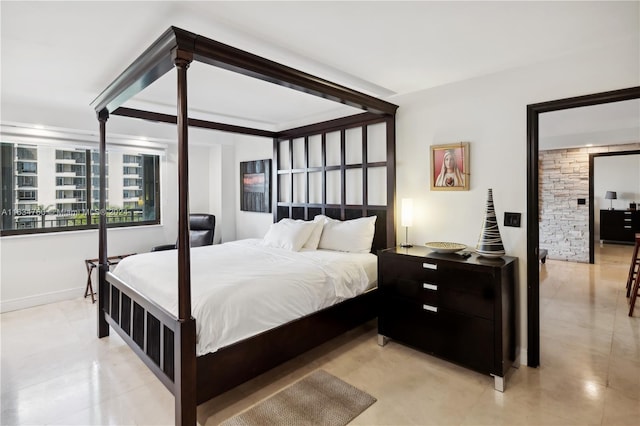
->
(112, 239, 377, 356)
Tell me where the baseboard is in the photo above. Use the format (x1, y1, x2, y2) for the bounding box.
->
(0, 287, 84, 313)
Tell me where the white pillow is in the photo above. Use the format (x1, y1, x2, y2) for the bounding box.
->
(318, 215, 377, 253)
(274, 218, 325, 250)
(302, 216, 326, 250)
(262, 219, 317, 251)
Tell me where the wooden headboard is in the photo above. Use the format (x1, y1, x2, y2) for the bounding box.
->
(273, 113, 396, 253)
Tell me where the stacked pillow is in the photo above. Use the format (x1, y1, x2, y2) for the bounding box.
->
(262, 219, 317, 252)
(262, 215, 377, 253)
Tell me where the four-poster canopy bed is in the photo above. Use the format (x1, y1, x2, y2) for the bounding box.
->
(90, 26, 398, 425)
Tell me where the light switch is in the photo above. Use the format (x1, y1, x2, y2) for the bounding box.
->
(504, 212, 521, 227)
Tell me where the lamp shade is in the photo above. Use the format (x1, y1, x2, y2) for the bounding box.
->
(401, 198, 413, 227)
(605, 191, 617, 200)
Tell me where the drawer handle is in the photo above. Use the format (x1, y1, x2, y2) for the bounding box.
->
(624, 211, 632, 215)
(423, 304, 438, 313)
(423, 283, 438, 291)
(624, 226, 632, 229)
(422, 262, 437, 270)
(624, 218, 632, 222)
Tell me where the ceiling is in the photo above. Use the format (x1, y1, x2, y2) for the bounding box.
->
(1, 1, 638, 147)
(539, 98, 640, 150)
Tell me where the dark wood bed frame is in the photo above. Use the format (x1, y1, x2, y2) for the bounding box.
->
(91, 27, 397, 425)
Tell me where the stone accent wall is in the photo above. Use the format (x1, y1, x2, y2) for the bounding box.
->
(539, 143, 640, 263)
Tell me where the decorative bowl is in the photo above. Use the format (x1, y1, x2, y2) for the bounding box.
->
(425, 242, 467, 253)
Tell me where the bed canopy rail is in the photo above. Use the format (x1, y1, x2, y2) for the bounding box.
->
(91, 26, 397, 426)
(112, 106, 278, 138)
(91, 26, 398, 116)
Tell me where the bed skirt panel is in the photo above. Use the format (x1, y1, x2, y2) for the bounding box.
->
(104, 272, 180, 392)
(195, 287, 378, 403)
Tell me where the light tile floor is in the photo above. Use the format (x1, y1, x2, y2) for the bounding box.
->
(1, 244, 638, 425)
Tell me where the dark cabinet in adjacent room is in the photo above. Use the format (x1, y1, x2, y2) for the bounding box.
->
(600, 209, 640, 244)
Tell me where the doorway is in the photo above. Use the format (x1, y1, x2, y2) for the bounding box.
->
(590, 150, 640, 264)
(526, 86, 640, 367)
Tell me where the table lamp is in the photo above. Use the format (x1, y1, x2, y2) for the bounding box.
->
(400, 198, 413, 248)
(605, 191, 617, 210)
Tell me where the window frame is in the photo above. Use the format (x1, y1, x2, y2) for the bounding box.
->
(1, 142, 161, 237)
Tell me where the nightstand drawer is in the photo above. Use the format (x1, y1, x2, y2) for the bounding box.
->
(380, 295, 494, 373)
(379, 295, 442, 354)
(380, 254, 438, 283)
(381, 277, 439, 306)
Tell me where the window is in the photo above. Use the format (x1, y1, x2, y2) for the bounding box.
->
(1, 142, 161, 236)
(17, 190, 37, 201)
(17, 176, 37, 187)
(18, 162, 37, 173)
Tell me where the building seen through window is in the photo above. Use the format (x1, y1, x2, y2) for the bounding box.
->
(0, 142, 160, 235)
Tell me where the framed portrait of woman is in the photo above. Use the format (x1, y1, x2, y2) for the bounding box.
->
(430, 142, 470, 191)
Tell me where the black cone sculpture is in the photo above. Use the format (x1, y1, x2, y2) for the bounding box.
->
(476, 188, 505, 258)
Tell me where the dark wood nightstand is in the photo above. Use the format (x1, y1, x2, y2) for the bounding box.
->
(377, 246, 517, 391)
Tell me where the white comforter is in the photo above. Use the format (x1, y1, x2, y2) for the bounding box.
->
(112, 239, 376, 356)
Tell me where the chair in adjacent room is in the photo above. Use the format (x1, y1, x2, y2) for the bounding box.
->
(152, 214, 216, 251)
(626, 234, 640, 296)
(627, 233, 640, 316)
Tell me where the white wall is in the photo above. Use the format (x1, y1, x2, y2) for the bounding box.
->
(233, 135, 274, 240)
(393, 38, 639, 363)
(594, 154, 640, 212)
(219, 144, 237, 243)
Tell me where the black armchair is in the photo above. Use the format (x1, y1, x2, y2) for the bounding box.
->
(151, 214, 216, 252)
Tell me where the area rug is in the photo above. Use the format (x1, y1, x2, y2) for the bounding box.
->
(220, 370, 376, 426)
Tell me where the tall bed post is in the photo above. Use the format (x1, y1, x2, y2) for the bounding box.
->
(386, 116, 397, 248)
(173, 48, 197, 426)
(97, 109, 109, 338)
(272, 138, 278, 220)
